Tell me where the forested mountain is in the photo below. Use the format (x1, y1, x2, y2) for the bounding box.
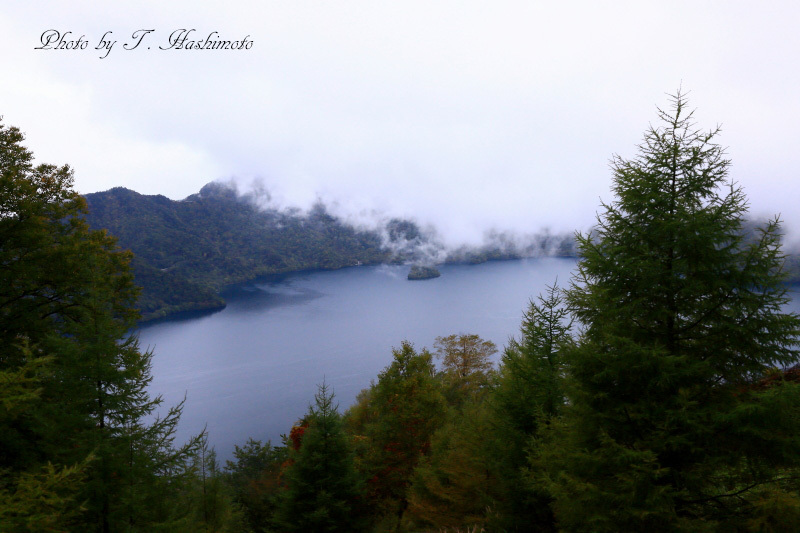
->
(84, 184, 393, 320)
(84, 183, 577, 321)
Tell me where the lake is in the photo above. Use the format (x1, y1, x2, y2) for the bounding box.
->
(137, 257, 578, 459)
(137, 258, 800, 461)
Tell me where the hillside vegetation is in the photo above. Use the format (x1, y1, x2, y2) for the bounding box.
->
(84, 183, 578, 320)
(84, 184, 393, 320)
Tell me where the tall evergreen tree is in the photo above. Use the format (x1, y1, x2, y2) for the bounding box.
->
(0, 118, 201, 531)
(543, 92, 800, 531)
(273, 382, 366, 533)
(496, 283, 571, 436)
(487, 283, 571, 532)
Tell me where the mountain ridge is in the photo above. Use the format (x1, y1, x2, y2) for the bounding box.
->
(85, 181, 798, 322)
(84, 183, 393, 320)
(85, 182, 578, 321)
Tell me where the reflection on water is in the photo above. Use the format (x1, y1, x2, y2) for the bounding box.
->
(223, 283, 326, 312)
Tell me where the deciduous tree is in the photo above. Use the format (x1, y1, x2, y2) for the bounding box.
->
(224, 438, 288, 532)
(433, 334, 496, 404)
(355, 342, 447, 530)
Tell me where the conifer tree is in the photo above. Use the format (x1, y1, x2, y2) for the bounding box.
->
(488, 283, 571, 532)
(496, 283, 571, 436)
(0, 348, 88, 531)
(543, 92, 800, 531)
(0, 118, 202, 531)
(273, 382, 366, 533)
(177, 434, 246, 533)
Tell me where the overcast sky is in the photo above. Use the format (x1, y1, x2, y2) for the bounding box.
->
(2, 2, 798, 244)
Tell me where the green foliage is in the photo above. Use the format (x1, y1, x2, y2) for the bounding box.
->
(0, 460, 89, 532)
(486, 283, 571, 532)
(0, 118, 205, 532)
(404, 334, 499, 531)
(495, 283, 571, 434)
(128, 257, 226, 321)
(109, 397, 205, 532)
(747, 484, 800, 532)
(224, 438, 288, 532)
(273, 382, 367, 532)
(82, 183, 586, 321)
(347, 342, 447, 529)
(179, 435, 248, 533)
(7, 91, 800, 532)
(542, 92, 800, 531)
(83, 185, 392, 320)
(406, 399, 498, 532)
(0, 347, 88, 532)
(0, 347, 49, 417)
(0, 121, 125, 367)
(407, 265, 441, 280)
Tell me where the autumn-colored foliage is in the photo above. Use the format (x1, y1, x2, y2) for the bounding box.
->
(349, 342, 447, 529)
(288, 421, 309, 451)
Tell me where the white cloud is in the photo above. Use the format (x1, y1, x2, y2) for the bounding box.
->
(2, 1, 799, 239)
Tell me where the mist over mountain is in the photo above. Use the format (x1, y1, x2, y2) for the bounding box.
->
(84, 179, 799, 322)
(84, 181, 577, 320)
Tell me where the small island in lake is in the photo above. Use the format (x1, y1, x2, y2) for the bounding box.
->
(408, 265, 441, 280)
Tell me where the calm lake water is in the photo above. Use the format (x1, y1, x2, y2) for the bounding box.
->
(137, 258, 800, 461)
(137, 258, 577, 459)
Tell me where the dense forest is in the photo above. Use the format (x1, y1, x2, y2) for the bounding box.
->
(83, 184, 392, 321)
(83, 183, 577, 321)
(3, 92, 800, 532)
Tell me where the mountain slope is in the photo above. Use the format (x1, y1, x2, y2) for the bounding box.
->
(84, 183, 392, 320)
